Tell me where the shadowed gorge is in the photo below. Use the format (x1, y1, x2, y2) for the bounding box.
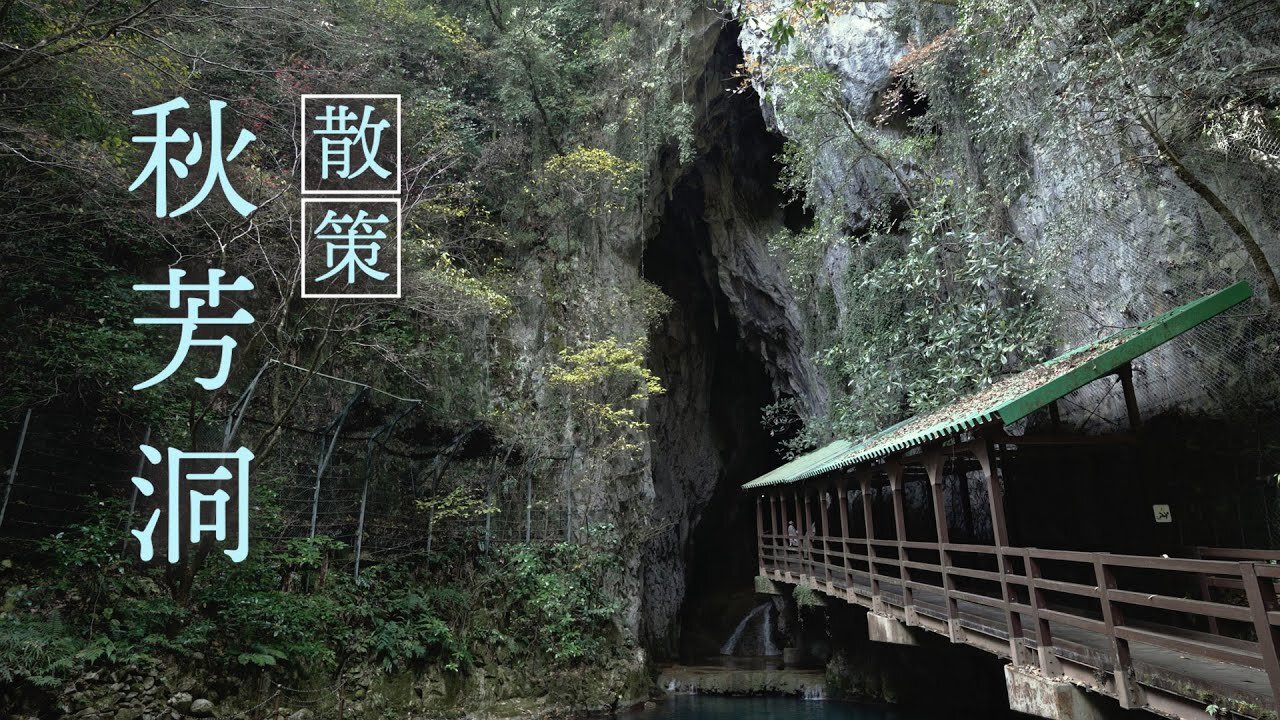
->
(638, 22, 818, 660)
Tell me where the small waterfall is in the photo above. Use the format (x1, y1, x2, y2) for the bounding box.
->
(719, 603, 780, 656)
(802, 684, 826, 701)
(760, 605, 779, 656)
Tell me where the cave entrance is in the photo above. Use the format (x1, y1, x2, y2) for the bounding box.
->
(640, 22, 812, 661)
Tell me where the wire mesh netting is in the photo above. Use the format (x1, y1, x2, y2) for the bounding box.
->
(1028, 118, 1280, 440)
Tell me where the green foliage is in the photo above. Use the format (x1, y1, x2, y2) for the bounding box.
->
(475, 540, 622, 664)
(545, 337, 664, 456)
(535, 147, 642, 218)
(793, 584, 824, 607)
(418, 486, 499, 523)
(0, 615, 82, 688)
(0, 0, 710, 706)
(819, 182, 1056, 436)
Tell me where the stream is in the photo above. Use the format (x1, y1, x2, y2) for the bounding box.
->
(632, 696, 925, 720)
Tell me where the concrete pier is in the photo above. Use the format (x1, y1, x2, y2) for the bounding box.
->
(1004, 664, 1111, 720)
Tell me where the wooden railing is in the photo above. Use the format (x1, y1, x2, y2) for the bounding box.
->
(760, 530, 1280, 710)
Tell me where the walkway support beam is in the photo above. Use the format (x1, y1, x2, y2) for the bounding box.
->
(859, 471, 881, 612)
(973, 439, 1030, 665)
(756, 495, 766, 575)
(837, 480, 853, 592)
(887, 461, 914, 624)
(1242, 562, 1280, 705)
(1118, 363, 1142, 430)
(924, 450, 961, 641)
(769, 494, 780, 574)
(781, 492, 792, 577)
(803, 489, 815, 583)
(819, 484, 833, 585)
(1094, 554, 1141, 708)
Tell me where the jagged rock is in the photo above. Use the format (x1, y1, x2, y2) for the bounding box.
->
(189, 698, 215, 717)
(167, 692, 193, 713)
(114, 709, 143, 720)
(287, 710, 314, 720)
(141, 676, 155, 691)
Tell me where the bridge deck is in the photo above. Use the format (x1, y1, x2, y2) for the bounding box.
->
(762, 541, 1280, 719)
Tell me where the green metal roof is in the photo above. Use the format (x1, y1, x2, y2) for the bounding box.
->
(743, 281, 1253, 490)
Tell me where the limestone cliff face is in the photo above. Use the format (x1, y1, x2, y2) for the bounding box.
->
(635, 15, 828, 657)
(736, 1, 1280, 430)
(500, 5, 831, 659)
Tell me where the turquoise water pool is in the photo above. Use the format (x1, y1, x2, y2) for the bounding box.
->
(632, 695, 925, 720)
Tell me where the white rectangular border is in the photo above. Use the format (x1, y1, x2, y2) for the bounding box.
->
(300, 198, 402, 299)
(300, 94, 402, 196)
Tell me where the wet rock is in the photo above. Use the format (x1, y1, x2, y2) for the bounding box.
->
(189, 698, 215, 717)
(114, 709, 143, 720)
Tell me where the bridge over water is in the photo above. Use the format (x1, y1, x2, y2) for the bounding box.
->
(743, 282, 1280, 720)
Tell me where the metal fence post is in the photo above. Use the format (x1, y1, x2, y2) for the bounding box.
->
(525, 457, 533, 544)
(353, 453, 373, 579)
(222, 361, 270, 451)
(121, 425, 153, 555)
(311, 388, 366, 539)
(483, 490, 493, 552)
(563, 446, 576, 543)
(0, 409, 32, 531)
(354, 403, 415, 579)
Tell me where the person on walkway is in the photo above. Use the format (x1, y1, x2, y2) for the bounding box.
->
(787, 521, 800, 547)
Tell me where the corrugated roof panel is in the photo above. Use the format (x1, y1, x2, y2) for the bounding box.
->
(741, 282, 1252, 490)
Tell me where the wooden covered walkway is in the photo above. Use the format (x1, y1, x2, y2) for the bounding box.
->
(744, 282, 1280, 720)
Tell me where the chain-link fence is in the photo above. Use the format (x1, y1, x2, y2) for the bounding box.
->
(0, 362, 588, 575)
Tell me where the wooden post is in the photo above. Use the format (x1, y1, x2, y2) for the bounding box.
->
(1023, 548, 1060, 676)
(769, 494, 780, 575)
(973, 439, 1029, 664)
(887, 461, 915, 624)
(837, 480, 853, 590)
(1118, 363, 1142, 430)
(860, 472, 881, 611)
(756, 496, 766, 575)
(778, 489, 788, 573)
(788, 486, 798, 576)
(1094, 555, 1140, 708)
(1242, 562, 1280, 706)
(924, 450, 961, 641)
(819, 484, 834, 586)
(802, 489, 815, 583)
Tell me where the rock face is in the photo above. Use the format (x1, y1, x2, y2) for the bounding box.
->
(638, 20, 828, 658)
(736, 0, 1279, 430)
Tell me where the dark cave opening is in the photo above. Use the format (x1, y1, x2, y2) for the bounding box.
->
(640, 22, 808, 661)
